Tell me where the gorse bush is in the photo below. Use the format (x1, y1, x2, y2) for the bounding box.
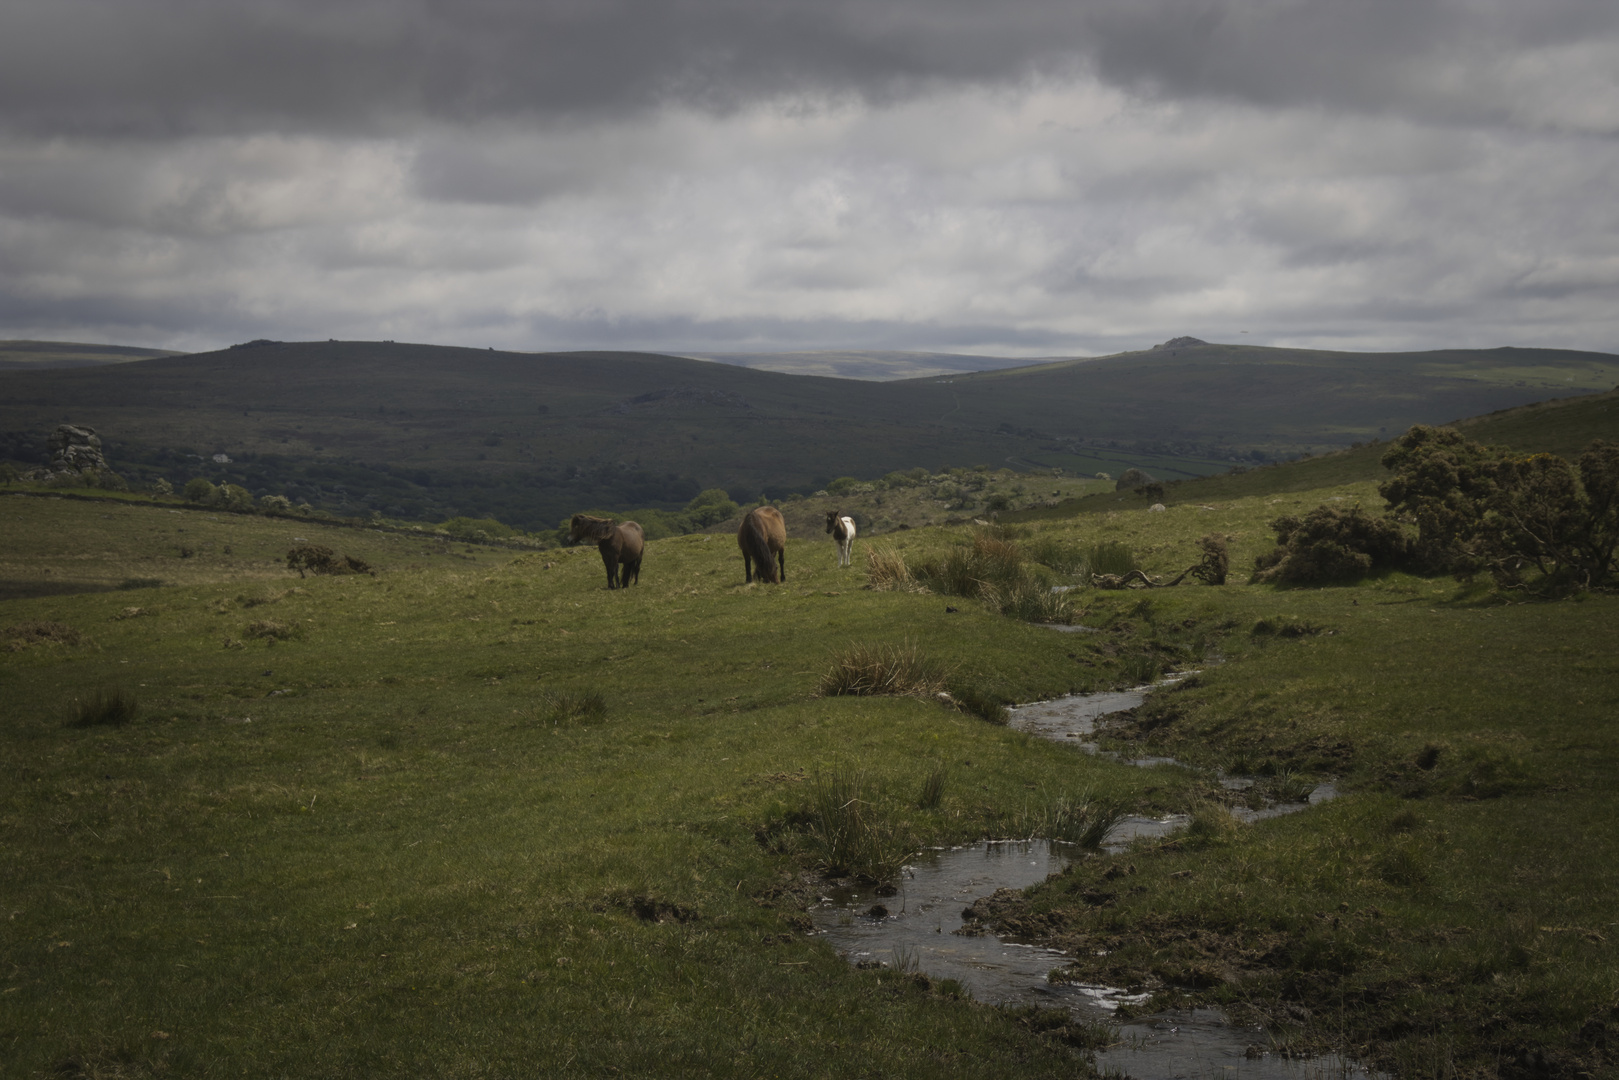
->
(1380, 426, 1619, 591)
(1251, 505, 1410, 585)
(818, 642, 948, 698)
(286, 546, 373, 577)
(1191, 534, 1230, 585)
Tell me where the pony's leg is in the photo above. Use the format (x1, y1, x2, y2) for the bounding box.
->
(778, 548, 786, 583)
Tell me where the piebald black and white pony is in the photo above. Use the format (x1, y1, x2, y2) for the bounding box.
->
(825, 510, 856, 568)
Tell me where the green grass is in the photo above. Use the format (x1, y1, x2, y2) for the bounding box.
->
(3, 451, 1617, 1077)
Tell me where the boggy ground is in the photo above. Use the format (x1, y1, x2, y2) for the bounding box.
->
(3, 481, 1617, 1079)
(951, 580, 1619, 1080)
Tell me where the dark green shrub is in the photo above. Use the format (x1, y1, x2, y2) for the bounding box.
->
(916, 766, 948, 810)
(1191, 534, 1229, 585)
(1380, 427, 1619, 590)
(182, 477, 217, 504)
(1251, 505, 1409, 585)
(286, 547, 371, 577)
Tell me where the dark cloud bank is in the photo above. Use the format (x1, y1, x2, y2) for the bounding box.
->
(1, 0, 1616, 355)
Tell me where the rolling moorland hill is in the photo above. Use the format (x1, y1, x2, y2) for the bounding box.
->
(0, 338, 1613, 532)
(679, 349, 1059, 380)
(1006, 383, 1619, 524)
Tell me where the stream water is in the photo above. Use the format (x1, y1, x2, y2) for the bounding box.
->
(810, 685, 1372, 1079)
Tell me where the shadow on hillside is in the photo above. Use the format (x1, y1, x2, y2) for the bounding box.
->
(0, 579, 160, 601)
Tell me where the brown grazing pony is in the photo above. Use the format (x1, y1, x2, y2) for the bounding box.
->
(568, 514, 645, 589)
(737, 506, 787, 583)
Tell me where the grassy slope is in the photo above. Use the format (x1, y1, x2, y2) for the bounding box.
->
(0, 341, 182, 369)
(3, 495, 1616, 1078)
(1010, 386, 1619, 522)
(3, 340, 1613, 530)
(1, 495, 1202, 1079)
(3, 388, 1618, 1078)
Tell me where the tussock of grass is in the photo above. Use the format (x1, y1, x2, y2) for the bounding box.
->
(1023, 534, 1089, 575)
(245, 619, 300, 641)
(67, 688, 139, 728)
(916, 765, 949, 809)
(908, 534, 1077, 623)
(864, 545, 921, 591)
(818, 641, 948, 698)
(538, 691, 608, 725)
(944, 682, 1009, 725)
(1012, 792, 1127, 849)
(1086, 540, 1138, 578)
(805, 770, 914, 883)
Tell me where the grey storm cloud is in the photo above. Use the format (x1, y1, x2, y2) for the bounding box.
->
(5, 0, 1614, 135)
(1, 0, 1617, 356)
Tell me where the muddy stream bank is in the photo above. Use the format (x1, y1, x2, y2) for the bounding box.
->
(809, 684, 1367, 1079)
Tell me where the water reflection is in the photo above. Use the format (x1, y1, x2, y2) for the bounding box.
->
(812, 841, 1378, 1080)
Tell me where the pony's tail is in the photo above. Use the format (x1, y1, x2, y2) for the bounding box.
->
(741, 518, 779, 582)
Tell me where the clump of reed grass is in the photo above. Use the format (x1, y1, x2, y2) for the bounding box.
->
(1177, 801, 1241, 848)
(864, 546, 923, 592)
(68, 688, 139, 728)
(1119, 653, 1163, 685)
(909, 533, 1077, 623)
(944, 682, 1009, 724)
(805, 770, 914, 883)
(1086, 541, 1138, 579)
(1024, 534, 1089, 575)
(1270, 769, 1316, 803)
(245, 619, 301, 641)
(1014, 791, 1128, 850)
(818, 641, 948, 698)
(916, 765, 949, 809)
(538, 691, 607, 725)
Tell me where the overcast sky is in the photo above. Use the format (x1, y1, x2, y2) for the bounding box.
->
(2, 0, 1616, 357)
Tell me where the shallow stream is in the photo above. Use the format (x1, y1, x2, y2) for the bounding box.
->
(811, 685, 1369, 1079)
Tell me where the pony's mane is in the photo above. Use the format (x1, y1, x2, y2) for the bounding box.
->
(570, 515, 615, 541)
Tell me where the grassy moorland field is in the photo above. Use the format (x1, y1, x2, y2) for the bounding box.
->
(2, 397, 1616, 1078)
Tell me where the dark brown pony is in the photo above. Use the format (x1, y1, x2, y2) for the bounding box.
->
(568, 514, 644, 589)
(737, 506, 787, 583)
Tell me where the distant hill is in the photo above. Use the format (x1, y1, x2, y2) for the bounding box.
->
(0, 340, 184, 370)
(679, 350, 1070, 381)
(1, 337, 1613, 531)
(1009, 384, 1619, 521)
